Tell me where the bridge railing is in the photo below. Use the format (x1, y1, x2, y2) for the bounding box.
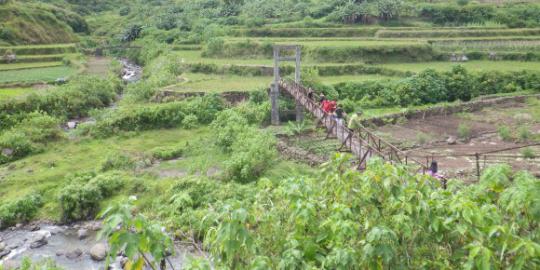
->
(279, 79, 428, 172)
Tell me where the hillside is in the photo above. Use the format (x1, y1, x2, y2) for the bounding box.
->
(0, 0, 87, 45)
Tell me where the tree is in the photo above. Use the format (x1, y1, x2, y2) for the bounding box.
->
(375, 0, 403, 21)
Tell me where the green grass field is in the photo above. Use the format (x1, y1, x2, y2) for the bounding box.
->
(0, 127, 311, 219)
(0, 61, 63, 71)
(0, 66, 76, 83)
(0, 87, 36, 101)
(165, 73, 401, 93)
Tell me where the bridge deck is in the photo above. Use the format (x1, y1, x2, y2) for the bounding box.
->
(278, 79, 427, 171)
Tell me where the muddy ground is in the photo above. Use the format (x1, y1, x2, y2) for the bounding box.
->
(370, 98, 540, 181)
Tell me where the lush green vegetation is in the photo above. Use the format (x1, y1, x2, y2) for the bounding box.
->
(1, 1, 540, 269)
(0, 87, 36, 100)
(0, 1, 86, 45)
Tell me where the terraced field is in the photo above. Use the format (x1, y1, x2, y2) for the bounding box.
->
(0, 43, 81, 100)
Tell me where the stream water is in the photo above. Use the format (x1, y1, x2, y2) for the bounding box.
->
(0, 222, 199, 269)
(120, 58, 143, 83)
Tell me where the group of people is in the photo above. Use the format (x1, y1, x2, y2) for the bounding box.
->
(307, 89, 363, 132)
(307, 88, 445, 182)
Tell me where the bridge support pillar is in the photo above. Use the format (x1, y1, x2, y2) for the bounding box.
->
(294, 46, 303, 122)
(272, 45, 302, 125)
(270, 83, 280, 125)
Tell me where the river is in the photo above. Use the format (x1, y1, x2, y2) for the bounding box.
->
(0, 222, 200, 269)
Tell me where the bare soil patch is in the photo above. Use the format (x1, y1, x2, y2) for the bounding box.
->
(370, 97, 540, 181)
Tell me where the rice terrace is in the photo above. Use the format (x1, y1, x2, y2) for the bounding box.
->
(0, 0, 539, 269)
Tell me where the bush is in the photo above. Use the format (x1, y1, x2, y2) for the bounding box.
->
(182, 114, 199, 129)
(394, 69, 448, 106)
(83, 95, 224, 138)
(521, 148, 536, 159)
(497, 125, 512, 141)
(58, 172, 124, 222)
(457, 122, 471, 139)
(224, 128, 276, 184)
(517, 126, 532, 142)
(0, 76, 120, 131)
(0, 131, 35, 164)
(444, 65, 475, 101)
(150, 145, 184, 160)
(101, 153, 136, 171)
(0, 112, 62, 164)
(211, 110, 249, 152)
(0, 193, 43, 229)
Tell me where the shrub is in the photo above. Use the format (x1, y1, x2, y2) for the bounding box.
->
(182, 114, 199, 129)
(521, 148, 536, 159)
(58, 172, 124, 222)
(150, 145, 184, 160)
(0, 76, 120, 131)
(0, 112, 62, 164)
(0, 193, 43, 229)
(497, 125, 512, 141)
(83, 95, 224, 138)
(211, 110, 249, 152)
(394, 69, 448, 106)
(457, 122, 471, 139)
(444, 65, 476, 101)
(224, 128, 277, 183)
(0, 131, 35, 164)
(101, 153, 136, 171)
(416, 132, 430, 145)
(285, 121, 310, 136)
(517, 126, 532, 142)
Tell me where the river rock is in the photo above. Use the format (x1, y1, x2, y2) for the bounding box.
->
(89, 243, 108, 261)
(78, 228, 89, 239)
(0, 241, 6, 252)
(66, 248, 83, 259)
(30, 230, 50, 248)
(0, 249, 10, 259)
(1, 148, 13, 156)
(8, 242, 20, 250)
(28, 224, 40, 231)
(67, 121, 77, 129)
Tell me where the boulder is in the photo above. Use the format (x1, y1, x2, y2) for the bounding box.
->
(0, 241, 6, 252)
(66, 248, 83, 259)
(30, 230, 50, 249)
(0, 249, 10, 259)
(446, 136, 457, 145)
(1, 148, 13, 157)
(67, 121, 78, 129)
(77, 228, 89, 239)
(89, 243, 108, 261)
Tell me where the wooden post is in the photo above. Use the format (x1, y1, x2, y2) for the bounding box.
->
(271, 47, 280, 125)
(475, 153, 481, 181)
(295, 46, 303, 122)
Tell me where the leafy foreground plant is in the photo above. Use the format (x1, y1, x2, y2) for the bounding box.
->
(200, 154, 539, 269)
(98, 200, 174, 270)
